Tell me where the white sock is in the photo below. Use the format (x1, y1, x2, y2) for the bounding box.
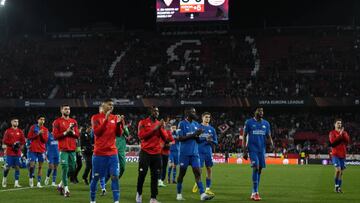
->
(206, 187, 210, 190)
(64, 186, 69, 192)
(58, 181, 63, 187)
(15, 180, 19, 184)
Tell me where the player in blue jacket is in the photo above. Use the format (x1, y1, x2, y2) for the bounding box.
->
(168, 124, 180, 184)
(45, 132, 59, 186)
(192, 112, 218, 195)
(176, 107, 214, 201)
(242, 107, 274, 201)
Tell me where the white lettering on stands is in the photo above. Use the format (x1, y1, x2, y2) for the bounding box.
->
(258, 100, 305, 105)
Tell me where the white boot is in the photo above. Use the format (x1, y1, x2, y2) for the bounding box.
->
(29, 178, 34, 188)
(200, 193, 215, 201)
(14, 180, 22, 188)
(176, 194, 185, 201)
(136, 192, 142, 203)
(37, 182, 43, 188)
(150, 198, 161, 203)
(158, 179, 166, 187)
(64, 186, 70, 197)
(44, 177, 50, 185)
(2, 177, 7, 188)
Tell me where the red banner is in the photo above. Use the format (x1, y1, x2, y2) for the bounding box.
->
(213, 154, 298, 165)
(180, 0, 205, 13)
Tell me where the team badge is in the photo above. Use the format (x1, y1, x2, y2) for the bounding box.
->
(164, 0, 173, 7)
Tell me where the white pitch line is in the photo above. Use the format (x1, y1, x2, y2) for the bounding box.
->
(0, 185, 52, 192)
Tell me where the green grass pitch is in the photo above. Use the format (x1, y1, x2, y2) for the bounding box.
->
(1, 163, 360, 203)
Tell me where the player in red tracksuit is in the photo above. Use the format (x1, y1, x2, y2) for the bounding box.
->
(136, 106, 168, 203)
(2, 118, 26, 188)
(52, 104, 80, 197)
(90, 99, 123, 203)
(27, 115, 49, 188)
(329, 118, 350, 193)
(158, 122, 175, 187)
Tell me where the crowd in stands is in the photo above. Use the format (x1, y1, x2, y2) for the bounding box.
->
(1, 29, 359, 99)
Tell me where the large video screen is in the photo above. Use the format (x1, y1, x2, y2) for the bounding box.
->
(156, 0, 229, 22)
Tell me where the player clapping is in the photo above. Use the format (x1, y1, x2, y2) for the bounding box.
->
(176, 107, 214, 201)
(52, 104, 80, 197)
(329, 118, 350, 193)
(90, 99, 123, 203)
(136, 106, 168, 203)
(2, 118, 26, 188)
(27, 115, 49, 188)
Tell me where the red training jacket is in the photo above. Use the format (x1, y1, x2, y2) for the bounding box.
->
(28, 124, 49, 153)
(161, 130, 175, 155)
(2, 127, 26, 156)
(329, 130, 350, 158)
(138, 117, 168, 155)
(52, 117, 80, 151)
(91, 113, 123, 156)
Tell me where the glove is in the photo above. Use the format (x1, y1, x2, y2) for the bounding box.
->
(194, 129, 204, 138)
(13, 142, 20, 152)
(67, 131, 74, 136)
(164, 141, 170, 150)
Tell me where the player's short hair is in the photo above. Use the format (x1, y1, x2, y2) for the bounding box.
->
(36, 114, 46, 120)
(184, 107, 195, 115)
(60, 104, 70, 109)
(254, 107, 264, 112)
(147, 106, 159, 115)
(202, 112, 211, 117)
(334, 118, 342, 124)
(102, 98, 113, 104)
(10, 117, 19, 122)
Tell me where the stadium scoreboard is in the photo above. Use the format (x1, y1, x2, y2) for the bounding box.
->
(156, 0, 229, 22)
